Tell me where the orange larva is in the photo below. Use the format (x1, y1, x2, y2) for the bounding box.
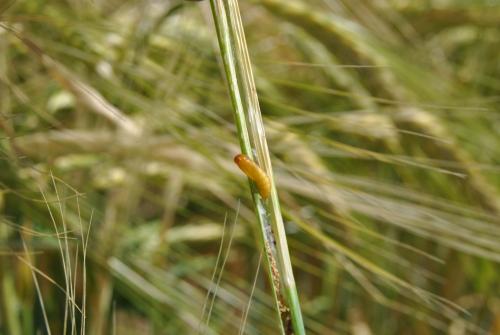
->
(234, 154, 271, 199)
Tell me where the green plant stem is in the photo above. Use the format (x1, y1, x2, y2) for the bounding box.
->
(208, 0, 305, 334)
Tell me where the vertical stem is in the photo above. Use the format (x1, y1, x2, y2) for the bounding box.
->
(207, 0, 305, 333)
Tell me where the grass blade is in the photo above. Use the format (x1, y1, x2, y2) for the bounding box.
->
(208, 0, 305, 333)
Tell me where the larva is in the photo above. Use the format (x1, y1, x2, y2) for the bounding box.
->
(234, 154, 271, 199)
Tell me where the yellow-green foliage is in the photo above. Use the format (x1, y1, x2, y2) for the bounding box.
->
(0, 0, 499, 334)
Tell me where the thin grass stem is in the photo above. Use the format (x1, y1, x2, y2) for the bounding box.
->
(208, 0, 305, 333)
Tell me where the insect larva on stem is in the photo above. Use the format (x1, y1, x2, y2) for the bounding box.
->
(234, 154, 271, 199)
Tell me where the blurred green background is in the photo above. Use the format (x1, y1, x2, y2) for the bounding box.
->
(1, 0, 500, 334)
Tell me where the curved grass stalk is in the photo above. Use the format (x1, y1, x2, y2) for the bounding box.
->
(208, 0, 305, 333)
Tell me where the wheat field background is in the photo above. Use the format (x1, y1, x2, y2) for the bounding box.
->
(0, 0, 499, 334)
